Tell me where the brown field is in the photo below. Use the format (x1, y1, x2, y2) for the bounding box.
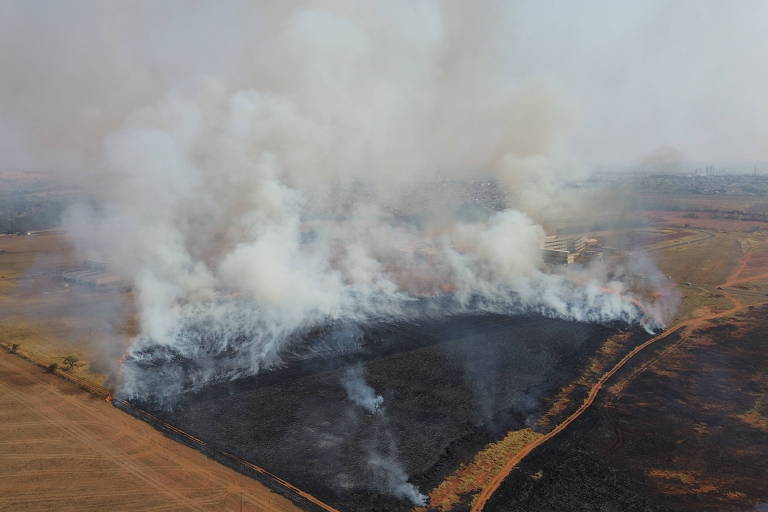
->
(734, 245, 768, 280)
(638, 193, 768, 215)
(613, 217, 768, 323)
(0, 232, 134, 385)
(615, 228, 696, 247)
(645, 210, 768, 232)
(426, 428, 543, 511)
(0, 350, 302, 512)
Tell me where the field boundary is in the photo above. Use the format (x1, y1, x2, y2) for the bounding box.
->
(113, 398, 342, 512)
(0, 341, 110, 397)
(0, 341, 341, 512)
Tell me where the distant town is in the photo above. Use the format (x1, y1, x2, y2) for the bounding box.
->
(589, 170, 768, 196)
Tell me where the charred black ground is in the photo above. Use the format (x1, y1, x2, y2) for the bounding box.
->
(125, 313, 649, 512)
(485, 306, 768, 512)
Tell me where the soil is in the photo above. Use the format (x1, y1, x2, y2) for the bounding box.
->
(127, 314, 648, 512)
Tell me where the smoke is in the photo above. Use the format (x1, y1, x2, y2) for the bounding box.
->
(340, 362, 426, 506)
(0, 2, 690, 398)
(341, 363, 384, 415)
(367, 448, 427, 507)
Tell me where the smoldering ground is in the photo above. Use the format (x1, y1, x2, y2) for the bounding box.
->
(340, 362, 425, 505)
(131, 313, 646, 511)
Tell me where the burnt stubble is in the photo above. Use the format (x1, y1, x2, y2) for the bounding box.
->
(126, 313, 646, 512)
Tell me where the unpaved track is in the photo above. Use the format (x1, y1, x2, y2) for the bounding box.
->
(0, 352, 304, 512)
(646, 226, 715, 252)
(469, 248, 765, 512)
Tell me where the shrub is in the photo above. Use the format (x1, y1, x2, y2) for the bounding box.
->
(61, 355, 79, 372)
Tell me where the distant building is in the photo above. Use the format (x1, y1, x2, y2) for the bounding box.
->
(540, 235, 592, 265)
(541, 235, 588, 253)
(541, 248, 578, 265)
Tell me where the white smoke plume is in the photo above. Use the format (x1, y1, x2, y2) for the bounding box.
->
(341, 363, 384, 415)
(340, 362, 426, 506)
(368, 449, 427, 507)
(0, 1, 691, 399)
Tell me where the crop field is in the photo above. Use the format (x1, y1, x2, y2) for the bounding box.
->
(0, 349, 303, 512)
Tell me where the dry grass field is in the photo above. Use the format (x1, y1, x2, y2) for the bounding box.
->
(0, 231, 135, 386)
(637, 193, 768, 214)
(0, 349, 302, 512)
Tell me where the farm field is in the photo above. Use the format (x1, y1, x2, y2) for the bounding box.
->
(0, 349, 302, 512)
(0, 232, 134, 385)
(483, 304, 768, 512)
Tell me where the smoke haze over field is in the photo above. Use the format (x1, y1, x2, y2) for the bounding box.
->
(0, 2, 707, 387)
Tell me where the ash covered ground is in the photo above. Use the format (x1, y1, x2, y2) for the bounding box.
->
(485, 306, 768, 512)
(125, 312, 649, 512)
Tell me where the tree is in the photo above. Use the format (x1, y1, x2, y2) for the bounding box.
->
(61, 355, 79, 372)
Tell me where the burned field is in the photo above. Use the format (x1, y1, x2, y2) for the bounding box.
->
(123, 313, 649, 512)
(485, 306, 768, 512)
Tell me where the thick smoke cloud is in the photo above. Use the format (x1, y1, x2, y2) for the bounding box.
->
(0, 1, 690, 398)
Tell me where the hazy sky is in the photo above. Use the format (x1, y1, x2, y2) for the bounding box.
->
(1, 0, 767, 170)
(504, 1, 768, 166)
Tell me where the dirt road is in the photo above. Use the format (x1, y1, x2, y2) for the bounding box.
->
(0, 351, 304, 512)
(646, 226, 715, 252)
(469, 248, 766, 512)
